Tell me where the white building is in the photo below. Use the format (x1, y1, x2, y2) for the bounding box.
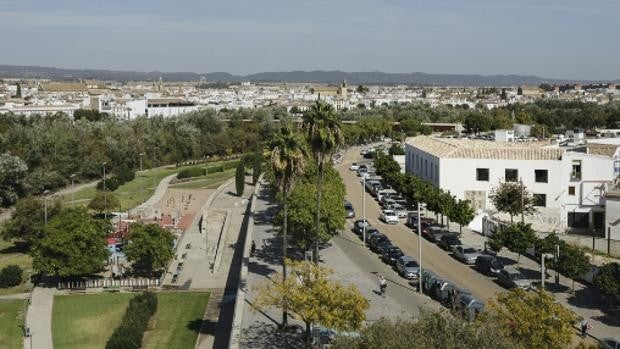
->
(405, 136, 616, 233)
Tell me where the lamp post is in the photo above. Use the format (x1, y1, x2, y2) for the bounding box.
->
(70, 174, 76, 205)
(541, 253, 554, 290)
(139, 153, 145, 172)
(103, 162, 107, 220)
(43, 190, 50, 225)
(362, 175, 367, 245)
(417, 201, 425, 293)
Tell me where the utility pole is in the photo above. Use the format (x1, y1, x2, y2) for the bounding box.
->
(555, 244, 560, 285)
(520, 177, 525, 223)
(43, 190, 50, 225)
(363, 175, 366, 245)
(417, 201, 423, 293)
(70, 174, 76, 205)
(103, 162, 107, 220)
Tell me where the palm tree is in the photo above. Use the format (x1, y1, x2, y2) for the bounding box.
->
(268, 125, 308, 327)
(302, 100, 344, 265)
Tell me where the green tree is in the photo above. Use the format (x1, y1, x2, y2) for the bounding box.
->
(0, 265, 23, 288)
(489, 182, 535, 223)
(88, 190, 120, 215)
(500, 88, 508, 100)
(235, 161, 245, 196)
(557, 244, 590, 293)
(450, 199, 475, 234)
(15, 83, 22, 98)
(464, 113, 492, 134)
(388, 143, 405, 155)
(0, 153, 28, 207)
(303, 100, 344, 264)
(489, 222, 537, 265)
(254, 259, 368, 347)
(593, 262, 620, 305)
(252, 152, 263, 184)
(268, 125, 308, 327)
(2, 196, 63, 245)
(517, 86, 523, 96)
(31, 207, 109, 277)
(331, 311, 516, 349)
(488, 289, 577, 349)
(124, 223, 174, 275)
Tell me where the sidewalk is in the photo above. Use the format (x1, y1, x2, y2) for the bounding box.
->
(24, 286, 55, 349)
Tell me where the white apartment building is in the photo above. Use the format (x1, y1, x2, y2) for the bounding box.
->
(405, 136, 616, 233)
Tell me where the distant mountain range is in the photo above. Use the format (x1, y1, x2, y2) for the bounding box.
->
(0, 64, 618, 86)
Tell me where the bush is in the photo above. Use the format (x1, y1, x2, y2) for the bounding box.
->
(223, 160, 240, 170)
(96, 176, 120, 191)
(236, 162, 245, 196)
(0, 265, 23, 288)
(106, 292, 158, 349)
(117, 168, 136, 183)
(206, 165, 224, 174)
(177, 166, 205, 179)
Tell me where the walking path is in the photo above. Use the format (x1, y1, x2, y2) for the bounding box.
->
(24, 286, 55, 349)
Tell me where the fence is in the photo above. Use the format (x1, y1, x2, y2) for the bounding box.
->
(57, 278, 160, 290)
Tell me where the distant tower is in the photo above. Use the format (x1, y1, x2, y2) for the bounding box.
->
(339, 79, 348, 98)
(200, 76, 207, 85)
(158, 77, 163, 92)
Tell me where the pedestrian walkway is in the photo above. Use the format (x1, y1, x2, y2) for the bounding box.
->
(24, 286, 55, 349)
(132, 174, 177, 217)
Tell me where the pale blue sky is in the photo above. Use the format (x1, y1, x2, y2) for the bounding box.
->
(1, 0, 618, 79)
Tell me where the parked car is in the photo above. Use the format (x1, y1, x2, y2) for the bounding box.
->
(457, 294, 485, 321)
(599, 338, 620, 349)
(349, 162, 360, 171)
(357, 167, 368, 177)
(446, 286, 472, 310)
(405, 212, 424, 228)
(377, 189, 397, 203)
(428, 227, 451, 243)
(429, 278, 451, 304)
(474, 255, 504, 276)
(438, 233, 462, 251)
(421, 270, 439, 294)
(369, 234, 391, 253)
(497, 267, 530, 290)
(363, 228, 381, 244)
(344, 201, 355, 218)
(395, 256, 420, 279)
(381, 246, 404, 265)
(376, 242, 395, 256)
(380, 210, 399, 224)
(364, 179, 381, 192)
(386, 203, 408, 218)
(452, 245, 481, 264)
(353, 219, 370, 235)
(380, 197, 396, 207)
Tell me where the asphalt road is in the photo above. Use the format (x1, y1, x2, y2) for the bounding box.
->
(337, 148, 504, 303)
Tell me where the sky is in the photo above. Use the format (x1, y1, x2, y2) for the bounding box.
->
(1, 0, 619, 80)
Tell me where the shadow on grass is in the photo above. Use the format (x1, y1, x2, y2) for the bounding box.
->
(0, 241, 29, 254)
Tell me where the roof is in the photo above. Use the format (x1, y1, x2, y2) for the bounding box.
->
(406, 136, 565, 160)
(582, 143, 618, 158)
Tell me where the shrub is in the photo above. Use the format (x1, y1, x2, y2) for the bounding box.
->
(117, 168, 136, 183)
(177, 166, 205, 179)
(206, 165, 224, 174)
(106, 292, 158, 349)
(96, 176, 120, 191)
(223, 160, 240, 170)
(236, 162, 245, 196)
(0, 265, 23, 288)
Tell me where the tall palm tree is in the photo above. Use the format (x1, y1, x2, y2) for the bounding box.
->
(302, 100, 344, 265)
(269, 125, 308, 327)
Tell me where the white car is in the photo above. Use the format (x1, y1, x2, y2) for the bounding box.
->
(349, 162, 360, 171)
(380, 210, 399, 224)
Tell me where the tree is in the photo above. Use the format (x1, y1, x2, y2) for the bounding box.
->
(593, 262, 620, 305)
(2, 196, 63, 245)
(557, 244, 590, 293)
(31, 207, 109, 277)
(388, 143, 405, 155)
(0, 153, 28, 207)
(517, 86, 523, 96)
(254, 259, 368, 346)
(235, 161, 245, 196)
(268, 125, 308, 327)
(489, 182, 535, 223)
(252, 152, 263, 184)
(490, 222, 537, 265)
(124, 223, 174, 275)
(356, 85, 369, 94)
(500, 88, 508, 100)
(15, 83, 22, 98)
(488, 289, 577, 349)
(451, 199, 475, 234)
(88, 190, 120, 215)
(303, 100, 344, 264)
(0, 265, 23, 288)
(331, 311, 517, 349)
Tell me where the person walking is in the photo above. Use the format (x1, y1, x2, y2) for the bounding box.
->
(580, 318, 591, 338)
(379, 275, 387, 296)
(250, 241, 256, 257)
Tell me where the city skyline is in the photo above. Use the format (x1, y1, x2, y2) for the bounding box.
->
(1, 0, 619, 80)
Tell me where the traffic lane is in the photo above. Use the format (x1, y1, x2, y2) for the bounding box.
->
(337, 158, 502, 303)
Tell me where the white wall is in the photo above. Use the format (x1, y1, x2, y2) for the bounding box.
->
(606, 195, 620, 240)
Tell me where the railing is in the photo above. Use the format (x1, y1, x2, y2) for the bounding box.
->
(57, 277, 160, 290)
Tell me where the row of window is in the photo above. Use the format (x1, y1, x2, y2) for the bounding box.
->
(476, 168, 548, 183)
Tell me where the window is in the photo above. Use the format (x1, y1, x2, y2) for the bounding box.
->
(535, 169, 548, 183)
(571, 160, 582, 181)
(568, 212, 589, 229)
(476, 168, 489, 181)
(568, 186, 575, 196)
(505, 169, 518, 182)
(533, 194, 546, 207)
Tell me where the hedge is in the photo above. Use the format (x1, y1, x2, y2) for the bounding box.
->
(223, 160, 241, 170)
(206, 165, 224, 174)
(177, 166, 205, 179)
(105, 292, 158, 349)
(0, 265, 23, 288)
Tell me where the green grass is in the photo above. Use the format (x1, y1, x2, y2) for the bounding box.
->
(0, 300, 25, 349)
(169, 169, 235, 190)
(65, 159, 239, 210)
(0, 240, 32, 296)
(52, 293, 135, 349)
(143, 292, 210, 349)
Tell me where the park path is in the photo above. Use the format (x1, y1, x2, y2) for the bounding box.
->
(24, 286, 55, 349)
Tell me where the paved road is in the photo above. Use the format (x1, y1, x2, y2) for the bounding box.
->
(24, 286, 55, 349)
(337, 150, 503, 303)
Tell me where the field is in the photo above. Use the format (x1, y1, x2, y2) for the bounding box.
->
(0, 300, 25, 349)
(52, 293, 134, 349)
(52, 291, 210, 349)
(0, 240, 32, 296)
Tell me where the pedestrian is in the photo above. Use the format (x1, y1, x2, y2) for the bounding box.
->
(251, 241, 256, 256)
(379, 275, 387, 296)
(580, 318, 590, 338)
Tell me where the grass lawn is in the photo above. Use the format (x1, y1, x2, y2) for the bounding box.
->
(0, 300, 25, 349)
(52, 293, 134, 349)
(169, 169, 235, 190)
(143, 292, 210, 349)
(65, 159, 239, 210)
(0, 240, 32, 296)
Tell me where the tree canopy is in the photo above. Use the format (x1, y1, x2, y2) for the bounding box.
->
(490, 182, 535, 223)
(124, 223, 174, 275)
(1, 195, 63, 244)
(88, 190, 120, 213)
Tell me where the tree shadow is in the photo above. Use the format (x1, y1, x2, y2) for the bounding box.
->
(240, 321, 304, 349)
(0, 240, 30, 254)
(566, 287, 620, 327)
(187, 318, 210, 334)
(248, 260, 276, 277)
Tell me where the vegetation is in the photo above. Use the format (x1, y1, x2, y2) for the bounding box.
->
(0, 299, 26, 349)
(254, 259, 368, 346)
(124, 223, 174, 276)
(557, 244, 591, 293)
(235, 161, 245, 196)
(488, 289, 578, 349)
(0, 239, 32, 296)
(593, 262, 620, 304)
(0, 265, 22, 288)
(31, 207, 109, 277)
(489, 222, 537, 265)
(303, 100, 344, 264)
(489, 182, 535, 223)
(88, 191, 120, 215)
(331, 310, 516, 349)
(2, 195, 63, 244)
(106, 292, 158, 349)
(251, 152, 263, 184)
(0, 153, 28, 207)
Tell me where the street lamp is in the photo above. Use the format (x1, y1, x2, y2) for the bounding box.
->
(139, 153, 145, 172)
(69, 174, 76, 204)
(362, 175, 367, 245)
(417, 201, 426, 293)
(43, 190, 51, 225)
(102, 162, 107, 220)
(541, 253, 554, 290)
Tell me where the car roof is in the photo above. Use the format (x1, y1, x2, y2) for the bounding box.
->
(504, 266, 521, 273)
(399, 255, 415, 262)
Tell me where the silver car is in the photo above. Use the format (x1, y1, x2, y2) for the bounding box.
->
(497, 267, 531, 289)
(452, 245, 481, 264)
(395, 256, 420, 279)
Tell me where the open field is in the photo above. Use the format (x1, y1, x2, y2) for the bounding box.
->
(169, 169, 235, 190)
(0, 300, 25, 349)
(143, 292, 210, 349)
(0, 240, 32, 296)
(52, 293, 134, 349)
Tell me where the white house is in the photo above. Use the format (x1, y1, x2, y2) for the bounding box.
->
(405, 136, 616, 233)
